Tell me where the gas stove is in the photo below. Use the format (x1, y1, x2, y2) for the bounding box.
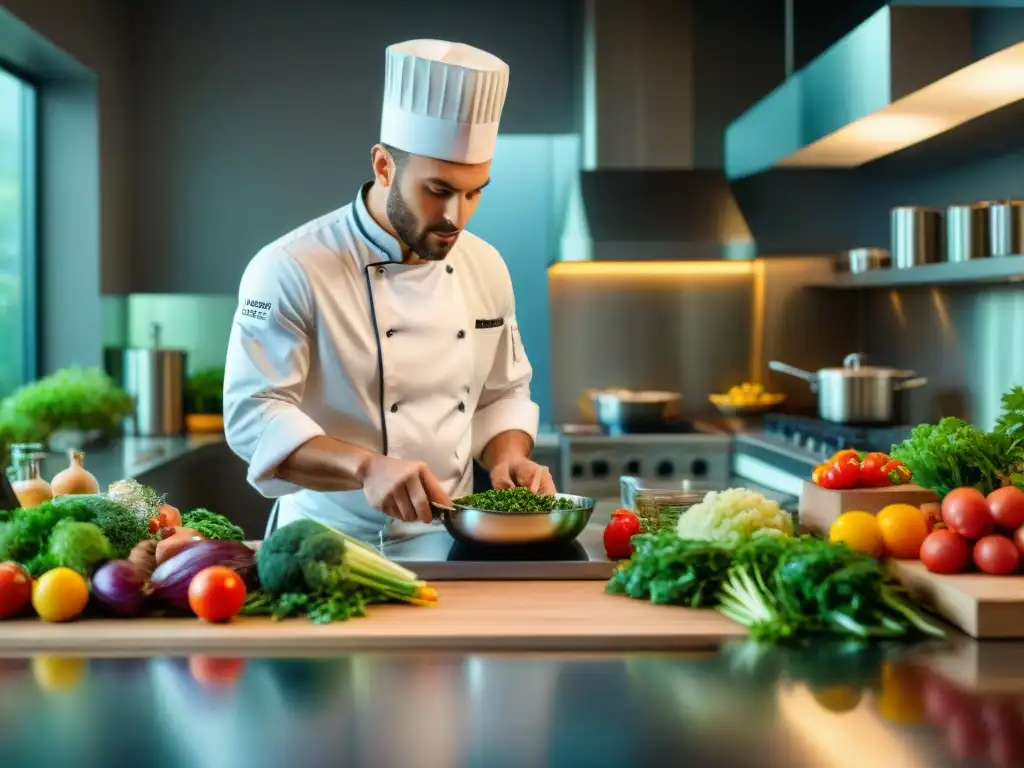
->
(762, 414, 913, 461)
(557, 423, 733, 498)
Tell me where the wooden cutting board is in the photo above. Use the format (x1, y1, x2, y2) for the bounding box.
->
(0, 581, 745, 656)
(800, 481, 939, 535)
(890, 560, 1024, 639)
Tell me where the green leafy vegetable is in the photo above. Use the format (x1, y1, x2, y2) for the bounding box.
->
(608, 533, 944, 644)
(889, 418, 1014, 498)
(106, 479, 166, 522)
(181, 508, 245, 541)
(605, 530, 734, 607)
(51, 494, 151, 558)
(46, 519, 114, 576)
(454, 487, 577, 512)
(242, 584, 386, 624)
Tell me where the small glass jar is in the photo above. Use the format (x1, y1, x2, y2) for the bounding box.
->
(633, 489, 705, 533)
(11, 452, 53, 508)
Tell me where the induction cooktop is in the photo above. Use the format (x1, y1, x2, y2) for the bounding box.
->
(382, 529, 615, 581)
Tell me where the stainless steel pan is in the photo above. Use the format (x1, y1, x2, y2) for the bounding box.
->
(430, 494, 595, 546)
(768, 353, 926, 425)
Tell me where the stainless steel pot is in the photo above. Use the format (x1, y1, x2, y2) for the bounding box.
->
(840, 248, 890, 274)
(120, 323, 187, 436)
(580, 389, 682, 434)
(946, 202, 992, 262)
(768, 353, 927, 425)
(989, 199, 1024, 257)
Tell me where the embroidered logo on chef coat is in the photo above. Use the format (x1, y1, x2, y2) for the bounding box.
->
(240, 298, 272, 321)
(475, 317, 504, 329)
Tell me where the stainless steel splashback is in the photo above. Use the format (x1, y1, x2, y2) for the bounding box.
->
(548, 257, 854, 423)
(861, 284, 1024, 429)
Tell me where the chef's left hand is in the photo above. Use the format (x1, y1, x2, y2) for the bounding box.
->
(490, 456, 556, 495)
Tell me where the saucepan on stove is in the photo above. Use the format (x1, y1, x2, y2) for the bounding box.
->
(768, 353, 927, 425)
(578, 388, 682, 434)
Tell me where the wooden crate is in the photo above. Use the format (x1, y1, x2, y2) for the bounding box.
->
(799, 481, 939, 535)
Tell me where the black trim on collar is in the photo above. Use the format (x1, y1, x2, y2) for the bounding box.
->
(363, 261, 390, 456)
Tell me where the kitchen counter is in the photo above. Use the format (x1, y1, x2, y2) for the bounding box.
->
(1, 635, 1015, 766)
(35, 433, 225, 490)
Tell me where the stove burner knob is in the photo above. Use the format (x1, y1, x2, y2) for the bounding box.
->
(656, 460, 674, 478)
(624, 459, 641, 476)
(690, 459, 708, 477)
(571, 463, 584, 478)
(591, 460, 610, 478)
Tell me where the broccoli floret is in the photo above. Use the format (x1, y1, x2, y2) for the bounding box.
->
(257, 519, 328, 593)
(46, 519, 115, 576)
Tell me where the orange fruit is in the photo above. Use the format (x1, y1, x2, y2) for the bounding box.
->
(829, 511, 885, 558)
(877, 504, 929, 559)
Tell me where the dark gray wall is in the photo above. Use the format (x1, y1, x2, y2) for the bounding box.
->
(128, 0, 582, 294)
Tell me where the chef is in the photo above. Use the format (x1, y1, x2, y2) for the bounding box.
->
(223, 39, 554, 542)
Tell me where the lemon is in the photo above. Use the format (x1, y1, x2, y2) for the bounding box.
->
(829, 511, 885, 558)
(32, 567, 89, 622)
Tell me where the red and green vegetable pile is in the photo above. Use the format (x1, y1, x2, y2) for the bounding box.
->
(812, 449, 912, 491)
(0, 479, 436, 625)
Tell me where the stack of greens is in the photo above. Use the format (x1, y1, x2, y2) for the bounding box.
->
(607, 531, 944, 643)
(889, 385, 1024, 498)
(453, 487, 577, 512)
(243, 519, 437, 624)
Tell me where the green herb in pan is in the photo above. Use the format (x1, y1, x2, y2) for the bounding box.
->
(454, 487, 578, 513)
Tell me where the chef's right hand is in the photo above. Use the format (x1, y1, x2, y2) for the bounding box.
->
(358, 455, 453, 524)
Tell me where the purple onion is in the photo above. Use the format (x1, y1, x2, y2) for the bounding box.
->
(150, 540, 257, 611)
(92, 560, 148, 617)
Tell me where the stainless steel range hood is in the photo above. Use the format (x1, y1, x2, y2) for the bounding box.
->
(557, 0, 756, 263)
(725, 3, 1024, 179)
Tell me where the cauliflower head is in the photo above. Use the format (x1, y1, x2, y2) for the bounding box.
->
(676, 487, 794, 545)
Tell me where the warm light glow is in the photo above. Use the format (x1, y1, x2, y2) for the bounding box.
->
(777, 684, 930, 768)
(547, 261, 755, 279)
(780, 40, 1024, 167)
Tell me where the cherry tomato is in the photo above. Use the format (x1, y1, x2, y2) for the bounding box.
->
(858, 452, 891, 487)
(987, 486, 1024, 530)
(0, 562, 32, 619)
(973, 535, 1020, 575)
(820, 457, 861, 490)
(920, 529, 971, 574)
(188, 566, 247, 622)
(1014, 526, 1024, 558)
(920, 502, 942, 533)
(942, 488, 994, 540)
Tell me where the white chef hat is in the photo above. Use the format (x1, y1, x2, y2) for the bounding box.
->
(380, 39, 509, 165)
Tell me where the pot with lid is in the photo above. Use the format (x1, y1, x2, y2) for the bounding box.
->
(768, 353, 927, 425)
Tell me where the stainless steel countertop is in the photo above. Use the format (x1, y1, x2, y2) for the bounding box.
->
(0, 635, 1008, 767)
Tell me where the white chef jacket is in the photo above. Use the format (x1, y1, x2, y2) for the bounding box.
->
(223, 182, 540, 541)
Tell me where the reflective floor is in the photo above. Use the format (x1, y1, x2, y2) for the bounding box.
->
(1, 638, 1022, 767)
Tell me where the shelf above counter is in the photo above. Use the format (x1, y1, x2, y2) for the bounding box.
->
(812, 255, 1024, 290)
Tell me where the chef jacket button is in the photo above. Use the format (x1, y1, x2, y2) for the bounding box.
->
(386, 329, 395, 337)
(457, 329, 465, 339)
(446, 265, 454, 274)
(390, 403, 399, 413)
(458, 402, 466, 412)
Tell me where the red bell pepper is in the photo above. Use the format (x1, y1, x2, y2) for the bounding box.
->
(817, 457, 861, 490)
(859, 452, 892, 487)
(604, 509, 641, 559)
(829, 448, 861, 465)
(882, 458, 912, 485)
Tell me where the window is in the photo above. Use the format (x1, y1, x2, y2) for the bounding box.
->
(0, 66, 35, 397)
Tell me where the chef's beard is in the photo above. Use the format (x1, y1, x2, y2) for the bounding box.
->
(386, 184, 459, 261)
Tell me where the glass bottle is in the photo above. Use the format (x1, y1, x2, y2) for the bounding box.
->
(11, 452, 54, 509)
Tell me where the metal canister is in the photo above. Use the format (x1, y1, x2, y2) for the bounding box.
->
(891, 206, 942, 268)
(989, 200, 1024, 257)
(121, 323, 187, 436)
(841, 248, 890, 274)
(945, 202, 992, 262)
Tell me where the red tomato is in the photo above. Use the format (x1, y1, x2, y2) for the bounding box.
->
(188, 566, 247, 622)
(0, 562, 32, 619)
(603, 509, 641, 559)
(988, 487, 1024, 530)
(1014, 526, 1024, 558)
(942, 488, 994, 540)
(973, 535, 1021, 575)
(920, 530, 971, 574)
(920, 502, 942, 533)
